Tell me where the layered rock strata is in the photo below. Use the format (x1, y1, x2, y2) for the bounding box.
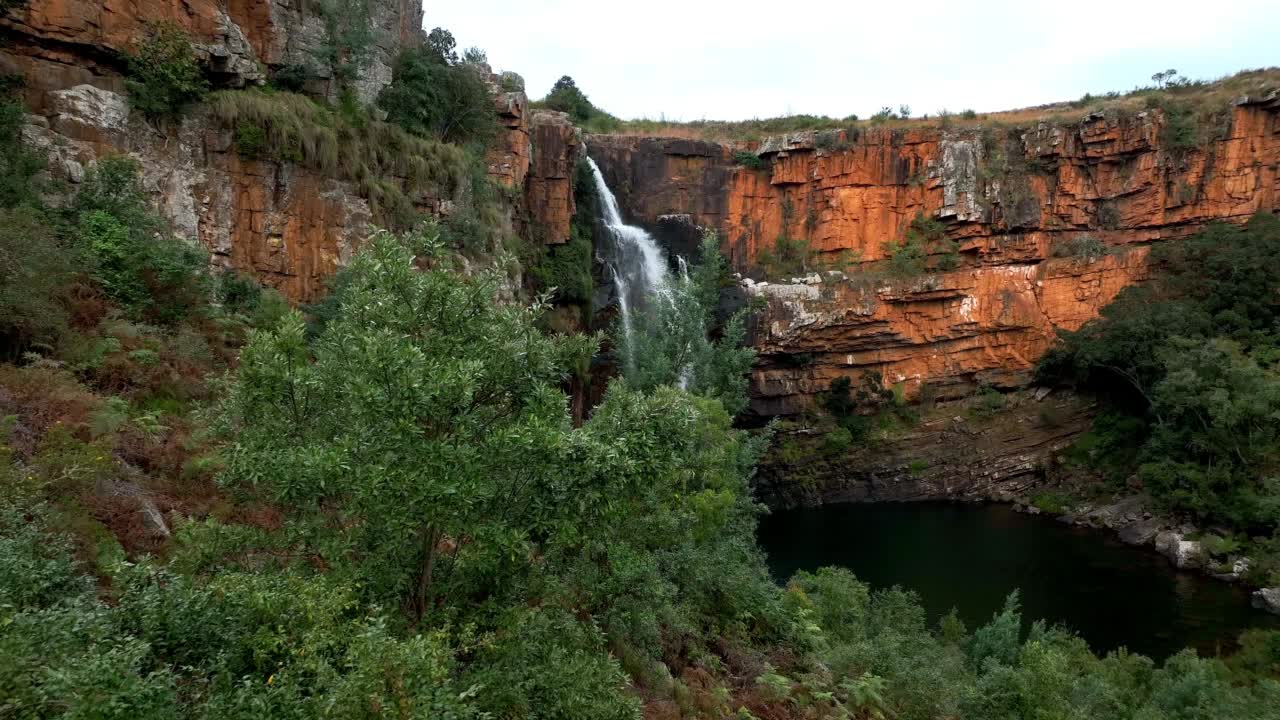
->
(3, 1, 577, 302)
(754, 389, 1093, 507)
(589, 95, 1280, 414)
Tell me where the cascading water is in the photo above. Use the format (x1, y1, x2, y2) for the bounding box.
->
(586, 157, 674, 370)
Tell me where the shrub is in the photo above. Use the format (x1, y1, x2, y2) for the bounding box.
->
(1156, 99, 1200, 151)
(539, 75, 620, 133)
(73, 157, 209, 324)
(499, 71, 525, 93)
(1200, 533, 1241, 557)
(1096, 201, 1121, 229)
(821, 426, 854, 456)
(378, 43, 497, 144)
(531, 226, 593, 307)
(231, 120, 267, 158)
(125, 22, 208, 120)
(1031, 491, 1072, 515)
(757, 233, 814, 278)
(268, 63, 313, 93)
(733, 151, 767, 171)
(883, 211, 954, 277)
(0, 206, 80, 357)
(0, 94, 45, 208)
(970, 385, 1007, 418)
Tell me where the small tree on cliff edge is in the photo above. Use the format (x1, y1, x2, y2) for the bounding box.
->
(378, 28, 496, 144)
(541, 76, 619, 132)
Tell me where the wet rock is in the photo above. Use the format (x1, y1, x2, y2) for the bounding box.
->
(1155, 531, 1208, 569)
(1117, 518, 1163, 546)
(1252, 587, 1280, 615)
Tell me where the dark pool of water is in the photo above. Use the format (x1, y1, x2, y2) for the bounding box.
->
(757, 502, 1279, 660)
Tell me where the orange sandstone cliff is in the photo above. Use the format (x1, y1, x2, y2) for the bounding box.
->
(588, 93, 1280, 416)
(1, 0, 578, 302)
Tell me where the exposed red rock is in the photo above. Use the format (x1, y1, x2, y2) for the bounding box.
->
(524, 111, 582, 244)
(589, 95, 1280, 415)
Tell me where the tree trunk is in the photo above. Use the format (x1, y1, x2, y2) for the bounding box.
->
(414, 524, 439, 626)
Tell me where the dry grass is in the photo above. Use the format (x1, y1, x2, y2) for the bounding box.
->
(603, 67, 1280, 143)
(210, 90, 469, 224)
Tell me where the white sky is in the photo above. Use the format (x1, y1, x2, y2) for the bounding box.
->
(424, 0, 1278, 121)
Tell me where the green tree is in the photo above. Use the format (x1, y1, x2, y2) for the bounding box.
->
(622, 231, 756, 415)
(221, 226, 593, 620)
(541, 76, 619, 132)
(378, 44, 496, 144)
(315, 0, 374, 87)
(125, 22, 208, 120)
(1038, 214, 1280, 527)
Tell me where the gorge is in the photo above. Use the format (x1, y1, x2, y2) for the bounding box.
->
(3, 0, 1280, 716)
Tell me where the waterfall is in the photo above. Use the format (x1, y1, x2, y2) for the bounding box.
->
(586, 157, 673, 369)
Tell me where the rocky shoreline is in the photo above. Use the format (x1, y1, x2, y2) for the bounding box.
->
(1007, 494, 1280, 616)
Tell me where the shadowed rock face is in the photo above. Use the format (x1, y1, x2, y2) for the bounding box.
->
(754, 390, 1095, 508)
(589, 96, 1280, 416)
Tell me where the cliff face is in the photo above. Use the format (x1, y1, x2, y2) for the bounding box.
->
(3, 0, 575, 303)
(589, 96, 1280, 415)
(755, 390, 1094, 507)
(1, 0, 423, 105)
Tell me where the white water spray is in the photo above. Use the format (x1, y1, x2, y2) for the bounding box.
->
(586, 157, 674, 369)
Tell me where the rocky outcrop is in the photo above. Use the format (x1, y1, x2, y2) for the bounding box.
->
(525, 111, 583, 244)
(589, 94, 1280, 415)
(487, 86, 530, 189)
(744, 249, 1149, 415)
(1, 0, 423, 105)
(754, 389, 1093, 508)
(1155, 530, 1209, 570)
(3, 2, 584, 303)
(1254, 587, 1280, 615)
(24, 83, 373, 302)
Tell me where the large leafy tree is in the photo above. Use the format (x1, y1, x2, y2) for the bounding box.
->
(221, 227, 592, 620)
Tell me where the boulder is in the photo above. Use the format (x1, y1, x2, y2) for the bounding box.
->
(1116, 518, 1162, 546)
(1154, 531, 1208, 569)
(1252, 587, 1280, 615)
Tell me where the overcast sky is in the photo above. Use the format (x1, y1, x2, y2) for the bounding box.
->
(425, 0, 1277, 121)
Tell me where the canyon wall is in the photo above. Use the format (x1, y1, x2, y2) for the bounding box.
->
(589, 95, 1280, 416)
(2, 0, 577, 303)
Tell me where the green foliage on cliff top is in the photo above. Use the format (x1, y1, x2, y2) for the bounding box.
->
(599, 68, 1280, 143)
(534, 75, 621, 133)
(378, 29, 498, 145)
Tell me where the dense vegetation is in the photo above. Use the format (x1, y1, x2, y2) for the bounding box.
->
(1039, 214, 1280, 585)
(5, 29, 1280, 718)
(377, 28, 497, 144)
